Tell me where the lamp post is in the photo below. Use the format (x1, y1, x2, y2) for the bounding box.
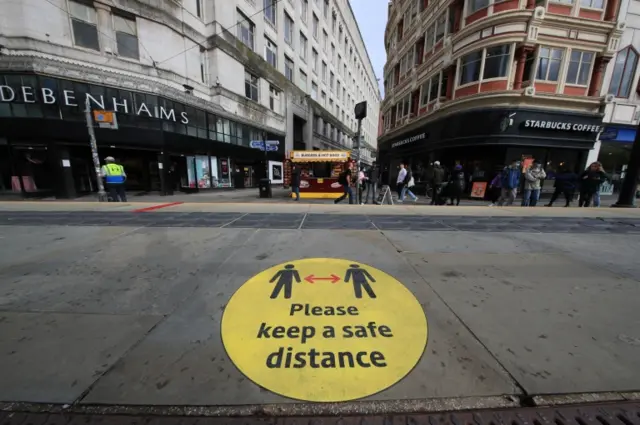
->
(354, 101, 367, 204)
(262, 131, 269, 180)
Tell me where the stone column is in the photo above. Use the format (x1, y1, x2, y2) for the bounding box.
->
(588, 56, 610, 96)
(94, 2, 115, 53)
(604, 0, 619, 21)
(513, 47, 529, 90)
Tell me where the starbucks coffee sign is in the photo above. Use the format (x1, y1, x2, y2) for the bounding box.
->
(523, 120, 600, 133)
(0, 84, 189, 124)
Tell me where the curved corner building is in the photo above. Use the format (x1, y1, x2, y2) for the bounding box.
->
(377, 0, 623, 184)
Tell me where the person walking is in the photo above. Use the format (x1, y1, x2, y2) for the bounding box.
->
(101, 156, 127, 202)
(290, 164, 301, 201)
(357, 167, 367, 205)
(430, 161, 445, 205)
(592, 163, 609, 207)
(448, 165, 465, 206)
(546, 166, 578, 207)
(366, 162, 380, 204)
(488, 170, 502, 206)
(521, 160, 546, 206)
(579, 162, 607, 207)
(334, 168, 354, 204)
(397, 161, 418, 203)
(496, 160, 520, 206)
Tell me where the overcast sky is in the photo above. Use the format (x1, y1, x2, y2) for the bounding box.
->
(350, 0, 388, 98)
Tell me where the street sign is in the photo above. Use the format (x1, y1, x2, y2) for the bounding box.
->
(221, 257, 428, 402)
(250, 140, 280, 149)
(93, 110, 118, 130)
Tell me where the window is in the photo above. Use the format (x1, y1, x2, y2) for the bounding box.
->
(468, 0, 490, 13)
(321, 91, 326, 106)
(264, 0, 277, 26)
(300, 70, 308, 88)
(301, 0, 308, 22)
(312, 82, 318, 99)
(581, 0, 604, 8)
(313, 13, 319, 39)
(284, 13, 294, 45)
(300, 32, 308, 61)
(330, 71, 335, 91)
(332, 15, 337, 34)
(331, 43, 336, 63)
(329, 98, 334, 113)
(396, 94, 411, 119)
(536, 47, 563, 81)
(270, 85, 280, 111)
(237, 10, 255, 50)
(245, 71, 259, 101)
(399, 49, 415, 76)
(69, 1, 99, 51)
(483, 45, 511, 79)
(322, 61, 327, 81)
(324, 0, 329, 18)
(114, 14, 139, 59)
(337, 81, 341, 97)
(265, 37, 277, 67)
(196, 0, 203, 18)
(435, 13, 446, 45)
(285, 56, 294, 81)
(566, 50, 594, 85)
(459, 50, 482, 85)
(312, 48, 318, 73)
(200, 51, 206, 83)
(609, 47, 639, 98)
(323, 30, 328, 51)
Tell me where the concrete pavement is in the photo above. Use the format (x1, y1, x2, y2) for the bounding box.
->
(0, 203, 639, 415)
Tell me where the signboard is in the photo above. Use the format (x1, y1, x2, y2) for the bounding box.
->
(376, 185, 393, 205)
(470, 182, 487, 198)
(521, 156, 534, 174)
(221, 258, 428, 402)
(250, 140, 279, 151)
(522, 120, 601, 133)
(599, 128, 618, 141)
(93, 110, 118, 130)
(269, 161, 283, 184)
(290, 151, 349, 162)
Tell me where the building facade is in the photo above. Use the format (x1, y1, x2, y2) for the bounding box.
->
(587, 0, 640, 194)
(378, 0, 624, 190)
(0, 0, 380, 198)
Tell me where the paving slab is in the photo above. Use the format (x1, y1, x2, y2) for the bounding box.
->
(0, 311, 160, 403)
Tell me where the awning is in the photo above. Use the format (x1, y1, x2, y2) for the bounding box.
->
(290, 150, 350, 162)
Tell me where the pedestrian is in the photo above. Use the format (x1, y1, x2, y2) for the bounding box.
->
(290, 164, 301, 201)
(448, 164, 465, 206)
(487, 171, 502, 206)
(357, 167, 367, 205)
(397, 161, 418, 203)
(579, 162, 607, 207)
(334, 168, 354, 204)
(496, 160, 520, 206)
(521, 160, 546, 207)
(366, 162, 380, 204)
(546, 166, 578, 207)
(101, 156, 127, 202)
(592, 163, 609, 207)
(430, 161, 445, 205)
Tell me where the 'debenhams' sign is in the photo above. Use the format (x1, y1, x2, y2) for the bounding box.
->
(523, 120, 601, 133)
(0, 84, 190, 124)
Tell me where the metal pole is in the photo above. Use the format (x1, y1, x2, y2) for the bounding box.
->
(262, 131, 269, 180)
(355, 118, 362, 204)
(85, 97, 107, 201)
(612, 122, 640, 207)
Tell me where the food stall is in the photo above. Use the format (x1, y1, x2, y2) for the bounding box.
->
(284, 150, 355, 199)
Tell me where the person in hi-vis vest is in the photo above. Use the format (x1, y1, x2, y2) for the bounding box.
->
(101, 156, 127, 202)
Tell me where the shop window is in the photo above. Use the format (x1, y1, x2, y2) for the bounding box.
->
(265, 36, 277, 68)
(580, 0, 603, 8)
(195, 109, 207, 139)
(264, 0, 277, 26)
(285, 56, 294, 81)
(483, 44, 511, 79)
(69, 0, 99, 51)
(113, 12, 139, 60)
(608, 46, 638, 98)
(565, 50, 594, 86)
(237, 10, 255, 51)
(244, 71, 259, 101)
(459, 50, 482, 85)
(536, 47, 563, 82)
(468, 0, 489, 13)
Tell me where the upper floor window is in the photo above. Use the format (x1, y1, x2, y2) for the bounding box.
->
(264, 0, 277, 26)
(565, 50, 594, 86)
(609, 46, 639, 98)
(313, 13, 319, 39)
(195, 0, 203, 18)
(284, 13, 294, 45)
(270, 85, 280, 112)
(580, 0, 604, 8)
(245, 71, 259, 101)
(536, 47, 563, 82)
(312, 48, 319, 73)
(312, 82, 318, 99)
(69, 1, 99, 51)
(459, 44, 511, 85)
(468, 0, 490, 14)
(300, 32, 308, 61)
(114, 13, 139, 59)
(300, 70, 308, 88)
(237, 10, 255, 50)
(324, 0, 329, 18)
(301, 0, 308, 22)
(285, 56, 294, 81)
(265, 37, 277, 68)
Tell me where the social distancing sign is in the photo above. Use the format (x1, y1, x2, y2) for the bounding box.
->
(221, 258, 428, 402)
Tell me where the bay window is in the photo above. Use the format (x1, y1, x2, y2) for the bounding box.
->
(459, 50, 482, 85)
(536, 47, 563, 82)
(396, 94, 411, 119)
(565, 50, 594, 86)
(468, 0, 490, 13)
(608, 47, 638, 98)
(483, 45, 511, 79)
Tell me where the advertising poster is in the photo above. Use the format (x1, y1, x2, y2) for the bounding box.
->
(269, 161, 284, 184)
(218, 158, 232, 187)
(470, 182, 487, 198)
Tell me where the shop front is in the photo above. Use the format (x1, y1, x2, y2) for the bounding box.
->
(596, 125, 636, 194)
(0, 73, 285, 198)
(378, 107, 603, 194)
(284, 150, 354, 198)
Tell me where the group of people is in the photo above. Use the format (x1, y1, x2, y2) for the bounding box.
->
(486, 159, 608, 207)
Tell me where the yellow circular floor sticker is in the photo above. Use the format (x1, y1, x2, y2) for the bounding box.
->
(221, 258, 428, 402)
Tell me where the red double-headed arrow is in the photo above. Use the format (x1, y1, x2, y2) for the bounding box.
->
(305, 274, 340, 284)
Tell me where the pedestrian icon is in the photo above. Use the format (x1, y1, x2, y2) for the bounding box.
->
(344, 264, 376, 299)
(269, 264, 301, 299)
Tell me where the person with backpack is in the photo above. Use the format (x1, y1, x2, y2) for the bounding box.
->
(579, 161, 607, 207)
(334, 168, 354, 204)
(497, 160, 520, 206)
(397, 161, 418, 203)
